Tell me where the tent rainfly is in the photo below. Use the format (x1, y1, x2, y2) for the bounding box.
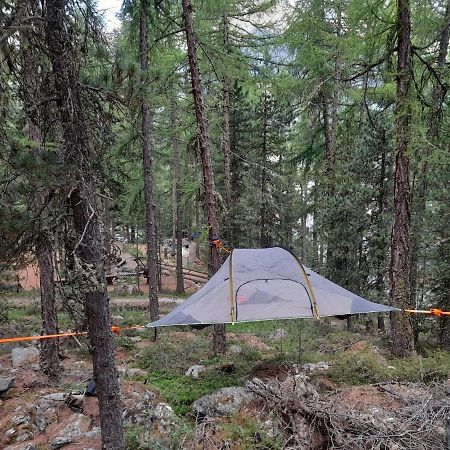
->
(146, 247, 397, 327)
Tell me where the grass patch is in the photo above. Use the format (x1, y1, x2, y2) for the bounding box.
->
(146, 369, 241, 415)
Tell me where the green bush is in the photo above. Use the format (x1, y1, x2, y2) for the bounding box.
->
(328, 351, 391, 385)
(393, 350, 450, 382)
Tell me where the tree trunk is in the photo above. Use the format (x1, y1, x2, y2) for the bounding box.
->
(260, 92, 270, 248)
(389, 0, 414, 357)
(222, 14, 232, 242)
(182, 0, 226, 354)
(172, 96, 185, 294)
(376, 142, 388, 332)
(44, 0, 125, 447)
(140, 1, 159, 322)
(19, 2, 61, 380)
(37, 234, 61, 379)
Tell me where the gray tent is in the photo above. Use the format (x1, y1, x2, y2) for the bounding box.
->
(147, 247, 396, 327)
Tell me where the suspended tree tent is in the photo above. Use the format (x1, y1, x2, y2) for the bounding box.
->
(146, 247, 397, 327)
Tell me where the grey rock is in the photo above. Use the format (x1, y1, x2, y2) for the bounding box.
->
(11, 404, 46, 433)
(0, 377, 14, 396)
(229, 345, 242, 354)
(5, 428, 16, 437)
(192, 387, 254, 419)
(153, 402, 174, 421)
(298, 362, 330, 373)
(268, 329, 288, 340)
(153, 403, 174, 433)
(51, 414, 89, 449)
(4, 444, 39, 450)
(11, 347, 39, 367)
(111, 315, 124, 325)
(117, 366, 146, 379)
(185, 365, 206, 379)
(16, 433, 32, 443)
(51, 436, 72, 449)
(128, 368, 146, 377)
(85, 427, 101, 439)
(130, 336, 142, 343)
(41, 392, 67, 402)
(123, 390, 154, 425)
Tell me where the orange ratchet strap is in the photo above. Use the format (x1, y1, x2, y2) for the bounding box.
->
(404, 309, 450, 317)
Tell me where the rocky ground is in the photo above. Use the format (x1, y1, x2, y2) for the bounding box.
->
(0, 345, 175, 450)
(1, 301, 450, 449)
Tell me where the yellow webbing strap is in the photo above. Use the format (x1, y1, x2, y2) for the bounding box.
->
(289, 253, 320, 319)
(228, 250, 236, 322)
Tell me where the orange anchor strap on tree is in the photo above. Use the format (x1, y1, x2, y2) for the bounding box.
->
(404, 309, 450, 317)
(0, 325, 146, 345)
(210, 238, 232, 254)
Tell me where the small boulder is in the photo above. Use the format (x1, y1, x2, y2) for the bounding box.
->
(51, 436, 72, 450)
(111, 315, 124, 325)
(41, 392, 67, 402)
(11, 347, 39, 367)
(50, 413, 90, 449)
(192, 387, 254, 419)
(0, 377, 14, 397)
(298, 362, 330, 373)
(153, 402, 174, 433)
(229, 345, 242, 354)
(268, 329, 288, 340)
(123, 390, 154, 425)
(4, 443, 39, 450)
(185, 365, 206, 379)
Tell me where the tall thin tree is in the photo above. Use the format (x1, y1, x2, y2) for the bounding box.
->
(140, 0, 159, 322)
(44, 0, 125, 446)
(19, 0, 61, 379)
(171, 94, 185, 294)
(182, 0, 226, 354)
(389, 0, 415, 356)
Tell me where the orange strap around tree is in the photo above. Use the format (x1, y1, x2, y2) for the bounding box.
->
(211, 239, 232, 254)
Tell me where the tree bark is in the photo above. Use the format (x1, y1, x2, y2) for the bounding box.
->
(182, 0, 226, 354)
(376, 140, 388, 332)
(260, 92, 271, 248)
(389, 0, 415, 357)
(140, 0, 159, 322)
(19, 0, 61, 380)
(44, 0, 125, 447)
(171, 95, 185, 294)
(222, 14, 232, 240)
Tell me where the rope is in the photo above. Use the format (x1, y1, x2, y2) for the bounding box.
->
(0, 325, 146, 345)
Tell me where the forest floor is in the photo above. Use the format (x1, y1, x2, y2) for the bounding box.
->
(0, 293, 449, 449)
